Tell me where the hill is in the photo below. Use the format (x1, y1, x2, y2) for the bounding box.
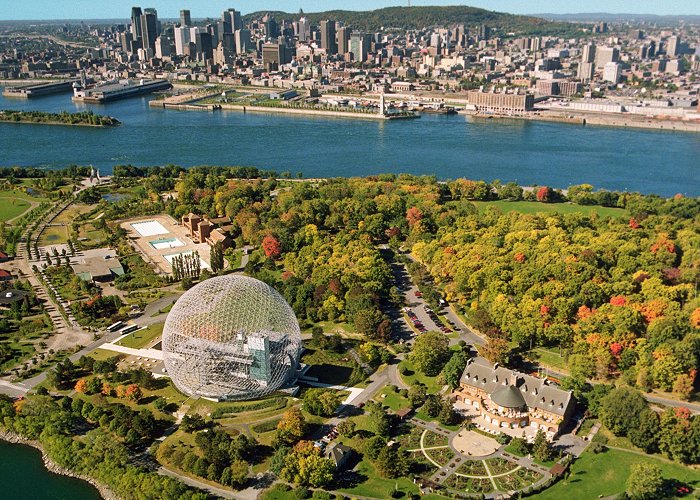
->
(242, 6, 580, 36)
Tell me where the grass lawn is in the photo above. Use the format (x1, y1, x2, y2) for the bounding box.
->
(301, 320, 358, 337)
(39, 225, 69, 245)
(375, 386, 411, 411)
(338, 459, 420, 498)
(537, 448, 700, 500)
(0, 195, 32, 221)
(397, 359, 444, 394)
(472, 200, 626, 218)
(525, 347, 569, 373)
(53, 204, 94, 225)
(116, 323, 163, 349)
(301, 345, 367, 386)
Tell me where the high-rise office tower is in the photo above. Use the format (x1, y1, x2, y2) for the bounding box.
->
(140, 8, 159, 53)
(582, 43, 596, 63)
(131, 7, 143, 40)
(297, 17, 310, 42)
(349, 31, 371, 63)
(120, 32, 133, 53)
(320, 20, 337, 54)
(595, 46, 619, 69)
(667, 36, 680, 57)
(174, 27, 190, 56)
(263, 16, 279, 39)
(235, 29, 251, 54)
(337, 27, 350, 55)
(195, 31, 213, 60)
(225, 8, 242, 31)
(180, 9, 191, 27)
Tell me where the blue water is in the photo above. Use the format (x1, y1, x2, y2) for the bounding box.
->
(0, 440, 100, 499)
(0, 87, 698, 196)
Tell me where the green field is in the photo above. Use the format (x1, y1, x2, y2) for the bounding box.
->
(38, 225, 69, 245)
(116, 323, 163, 349)
(397, 359, 444, 394)
(472, 200, 626, 218)
(537, 448, 700, 500)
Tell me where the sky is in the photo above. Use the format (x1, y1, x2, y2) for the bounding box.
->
(1, 0, 699, 20)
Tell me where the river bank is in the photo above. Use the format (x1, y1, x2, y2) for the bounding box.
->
(150, 99, 417, 121)
(0, 428, 116, 500)
(462, 109, 700, 133)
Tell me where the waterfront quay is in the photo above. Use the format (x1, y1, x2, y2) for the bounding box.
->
(2, 80, 75, 98)
(72, 79, 171, 103)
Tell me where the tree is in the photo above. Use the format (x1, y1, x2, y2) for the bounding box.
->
(280, 441, 334, 488)
(408, 383, 427, 408)
(275, 407, 306, 446)
(210, 241, 224, 273)
(600, 386, 647, 436)
(375, 445, 410, 479)
(443, 351, 469, 389)
(303, 389, 342, 417)
(74, 378, 88, 393)
(673, 373, 694, 400)
(226, 460, 249, 489)
(262, 235, 282, 259)
(629, 409, 660, 453)
(124, 384, 142, 402)
(532, 429, 553, 462)
(337, 420, 355, 438)
(626, 463, 663, 499)
(409, 331, 450, 376)
(480, 337, 512, 366)
(365, 401, 391, 437)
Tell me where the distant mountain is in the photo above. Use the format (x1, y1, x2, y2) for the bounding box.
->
(536, 13, 700, 25)
(242, 6, 579, 36)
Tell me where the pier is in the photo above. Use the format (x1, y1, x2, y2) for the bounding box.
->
(2, 80, 75, 98)
(72, 79, 172, 103)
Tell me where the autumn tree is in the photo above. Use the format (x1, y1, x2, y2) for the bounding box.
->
(274, 407, 306, 447)
(262, 235, 282, 259)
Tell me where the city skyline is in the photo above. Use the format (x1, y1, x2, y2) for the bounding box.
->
(1, 0, 699, 21)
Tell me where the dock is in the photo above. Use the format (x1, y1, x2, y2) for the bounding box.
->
(72, 79, 172, 103)
(2, 80, 75, 98)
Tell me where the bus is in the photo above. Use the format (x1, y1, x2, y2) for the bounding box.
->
(119, 324, 139, 335)
(107, 321, 125, 332)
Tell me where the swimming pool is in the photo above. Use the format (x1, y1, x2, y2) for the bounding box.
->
(149, 238, 184, 250)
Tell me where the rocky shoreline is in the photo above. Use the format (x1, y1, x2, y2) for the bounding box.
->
(0, 428, 117, 500)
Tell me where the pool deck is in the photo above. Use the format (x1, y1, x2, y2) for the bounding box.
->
(120, 214, 211, 275)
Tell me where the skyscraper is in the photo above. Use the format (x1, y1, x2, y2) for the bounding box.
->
(131, 7, 143, 40)
(337, 27, 350, 55)
(667, 36, 680, 57)
(140, 8, 159, 54)
(297, 17, 310, 42)
(225, 9, 242, 32)
(174, 26, 190, 56)
(235, 29, 251, 55)
(350, 32, 371, 63)
(582, 43, 596, 63)
(180, 9, 191, 27)
(320, 20, 337, 55)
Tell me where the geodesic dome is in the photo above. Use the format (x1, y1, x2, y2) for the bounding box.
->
(162, 275, 302, 401)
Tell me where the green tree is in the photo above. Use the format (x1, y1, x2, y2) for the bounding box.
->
(629, 409, 660, 453)
(365, 401, 391, 437)
(600, 386, 648, 436)
(532, 429, 553, 462)
(443, 350, 469, 389)
(374, 445, 410, 479)
(210, 241, 224, 273)
(625, 463, 663, 499)
(303, 389, 342, 417)
(409, 331, 450, 376)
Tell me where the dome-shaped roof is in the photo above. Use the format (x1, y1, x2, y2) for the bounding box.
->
(491, 385, 526, 408)
(162, 275, 301, 401)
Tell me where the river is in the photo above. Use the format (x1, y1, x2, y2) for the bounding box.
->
(0, 439, 101, 499)
(0, 87, 698, 197)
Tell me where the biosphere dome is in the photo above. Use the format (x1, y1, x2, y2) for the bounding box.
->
(162, 275, 302, 401)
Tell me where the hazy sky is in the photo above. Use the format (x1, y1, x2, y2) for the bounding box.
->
(2, 0, 699, 20)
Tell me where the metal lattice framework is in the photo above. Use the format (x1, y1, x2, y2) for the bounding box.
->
(162, 275, 301, 401)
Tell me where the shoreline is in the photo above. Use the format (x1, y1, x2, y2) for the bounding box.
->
(0, 119, 116, 128)
(0, 428, 117, 500)
(462, 110, 700, 134)
(150, 99, 417, 121)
